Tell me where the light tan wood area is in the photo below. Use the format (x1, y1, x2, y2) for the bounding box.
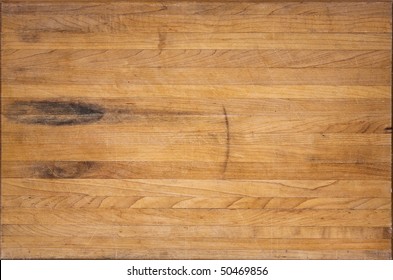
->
(1, 0, 392, 259)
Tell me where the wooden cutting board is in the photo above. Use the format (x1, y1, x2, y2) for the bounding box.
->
(1, 0, 392, 259)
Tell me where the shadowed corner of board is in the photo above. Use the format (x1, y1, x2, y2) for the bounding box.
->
(4, 100, 105, 126)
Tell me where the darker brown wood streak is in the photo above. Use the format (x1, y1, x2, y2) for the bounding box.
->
(4, 100, 105, 126)
(3, 161, 390, 180)
(385, 20, 393, 260)
(158, 32, 166, 50)
(33, 161, 95, 179)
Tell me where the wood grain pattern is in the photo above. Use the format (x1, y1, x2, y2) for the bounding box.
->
(4, 14, 391, 33)
(3, 208, 390, 226)
(2, 2, 391, 17)
(4, 67, 391, 85)
(3, 85, 391, 99)
(4, 50, 391, 68)
(3, 225, 391, 239)
(1, 0, 392, 260)
(1, 248, 390, 260)
(2, 179, 390, 197)
(4, 32, 391, 50)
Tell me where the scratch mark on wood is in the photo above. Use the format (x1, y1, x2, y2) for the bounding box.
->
(223, 105, 230, 178)
(5, 100, 105, 126)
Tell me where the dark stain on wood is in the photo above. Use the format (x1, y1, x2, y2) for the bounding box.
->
(19, 32, 40, 43)
(33, 161, 95, 178)
(384, 126, 392, 133)
(158, 32, 166, 49)
(382, 227, 392, 239)
(5, 100, 105, 126)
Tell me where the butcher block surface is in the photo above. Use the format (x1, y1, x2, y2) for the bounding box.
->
(0, 0, 392, 259)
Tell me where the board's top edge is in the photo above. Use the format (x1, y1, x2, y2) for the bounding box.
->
(1, 0, 392, 3)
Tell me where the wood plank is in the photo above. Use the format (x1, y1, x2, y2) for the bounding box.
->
(2, 142, 390, 162)
(2, 161, 390, 180)
(2, 196, 390, 209)
(2, 179, 390, 198)
(3, 113, 390, 133)
(3, 14, 391, 33)
(3, 98, 390, 115)
(3, 131, 391, 146)
(3, 225, 391, 239)
(2, 248, 390, 260)
(2, 236, 390, 250)
(4, 32, 391, 50)
(4, 2, 391, 17)
(2, 208, 390, 226)
(4, 67, 390, 85)
(3, 85, 391, 99)
(4, 50, 391, 68)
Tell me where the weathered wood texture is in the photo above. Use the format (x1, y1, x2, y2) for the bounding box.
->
(1, 0, 392, 260)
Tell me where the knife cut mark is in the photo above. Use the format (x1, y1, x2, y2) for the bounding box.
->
(222, 105, 230, 178)
(5, 100, 105, 126)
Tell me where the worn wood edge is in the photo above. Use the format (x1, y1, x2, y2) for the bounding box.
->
(2, 0, 392, 2)
(1, 0, 4, 260)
